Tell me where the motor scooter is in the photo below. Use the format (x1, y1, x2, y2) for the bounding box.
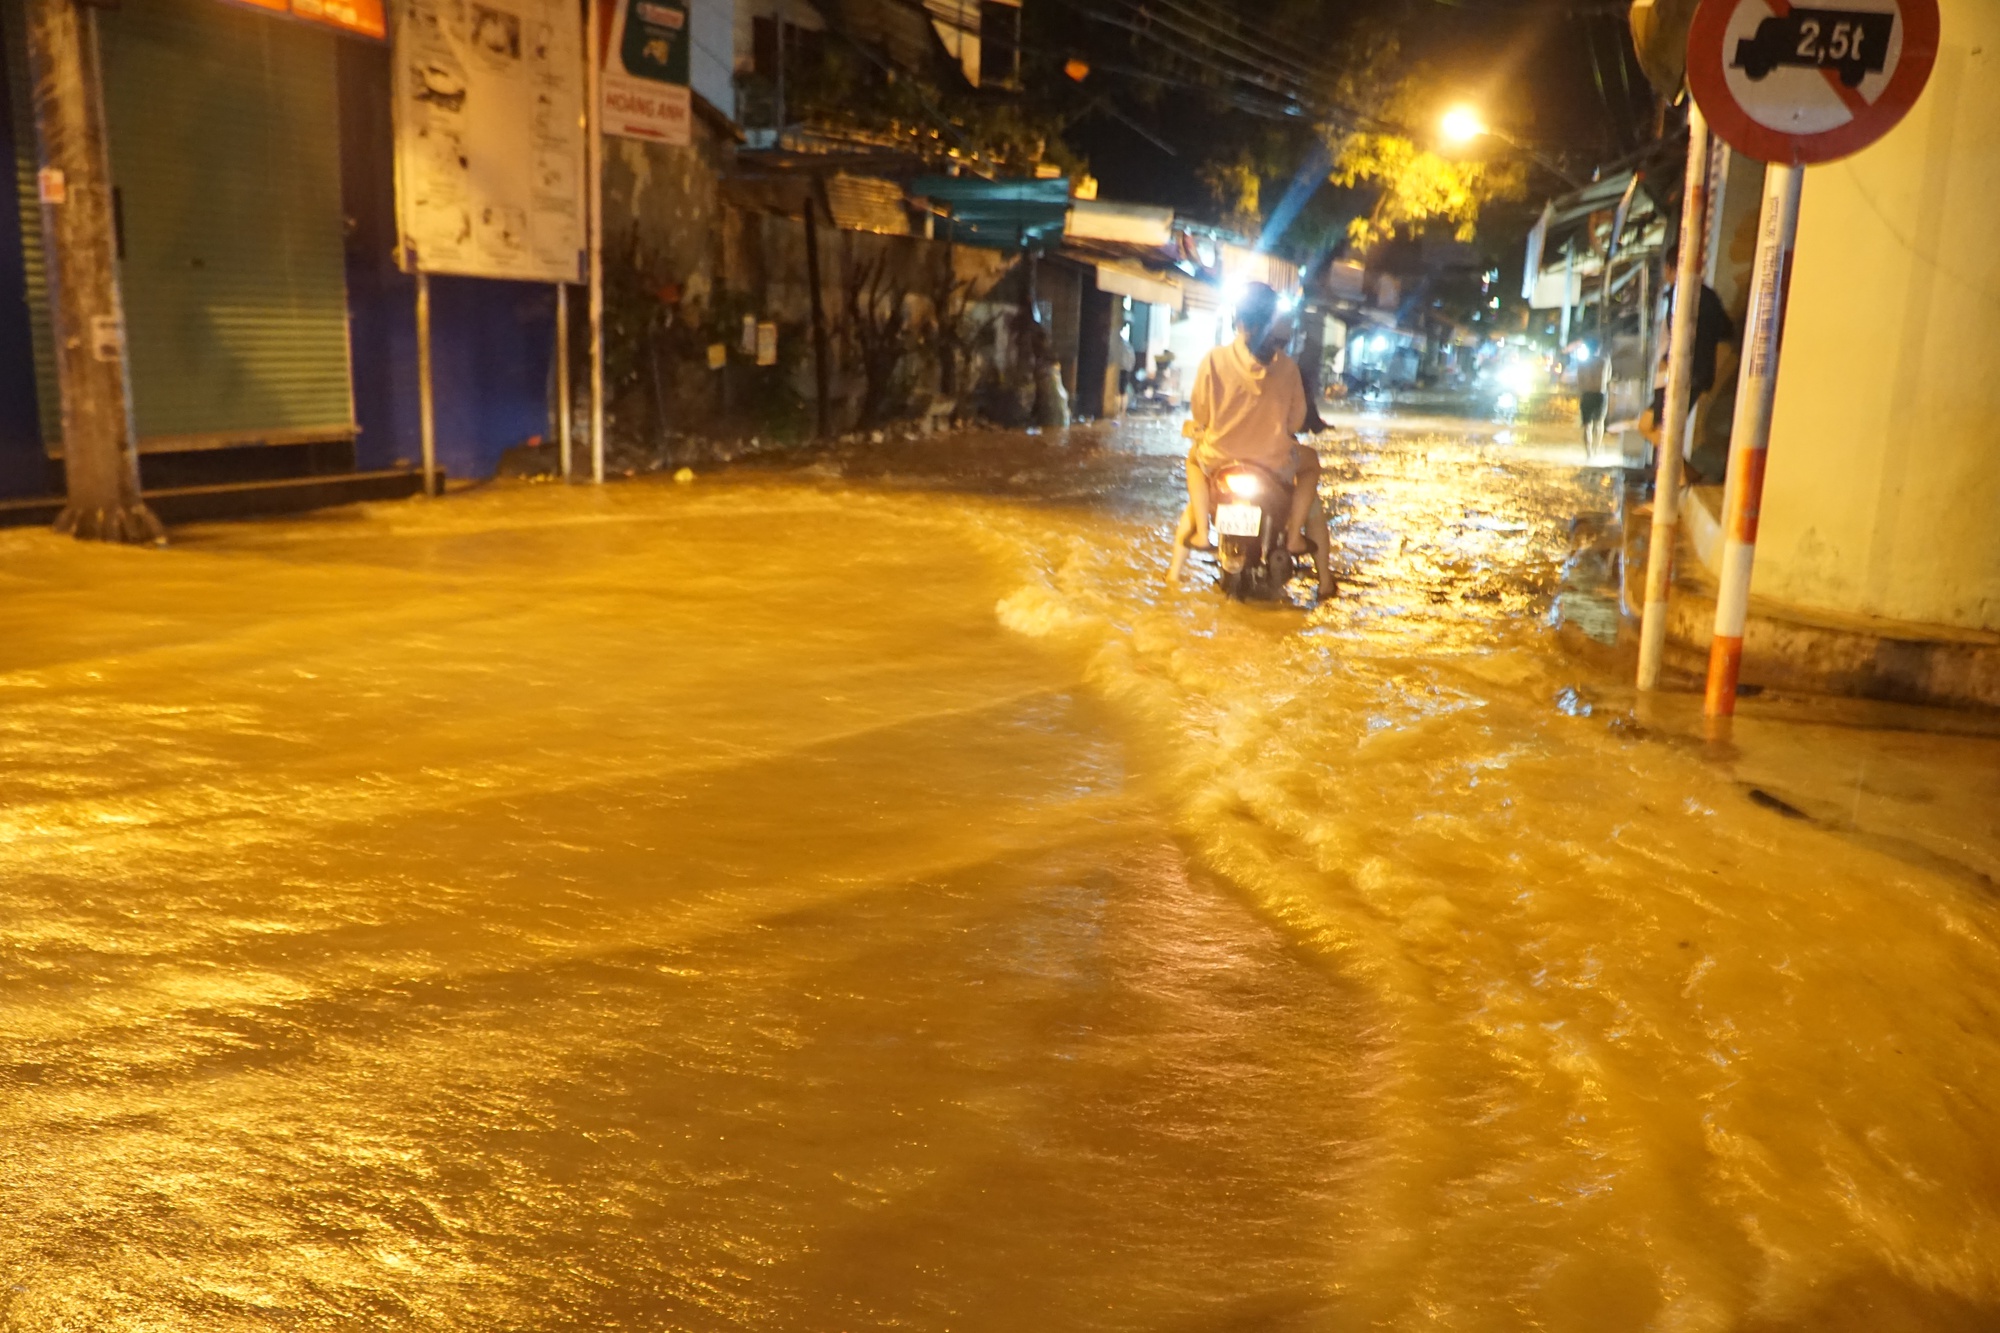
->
(1205, 459, 1298, 601)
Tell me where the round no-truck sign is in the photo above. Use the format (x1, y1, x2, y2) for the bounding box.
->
(1687, 0, 1940, 164)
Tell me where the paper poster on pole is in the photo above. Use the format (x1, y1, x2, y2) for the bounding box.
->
(392, 0, 588, 282)
(600, 0, 692, 145)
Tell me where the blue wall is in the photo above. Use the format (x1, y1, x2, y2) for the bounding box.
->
(340, 40, 557, 481)
(346, 263, 557, 478)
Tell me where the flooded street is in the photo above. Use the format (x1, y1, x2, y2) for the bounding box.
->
(2, 417, 1997, 1331)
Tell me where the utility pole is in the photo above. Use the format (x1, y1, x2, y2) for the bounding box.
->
(24, 0, 162, 543)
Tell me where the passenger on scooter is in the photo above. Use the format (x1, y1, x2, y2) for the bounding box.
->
(1168, 282, 1335, 598)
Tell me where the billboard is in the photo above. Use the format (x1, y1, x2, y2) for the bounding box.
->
(600, 0, 691, 146)
(391, 0, 588, 283)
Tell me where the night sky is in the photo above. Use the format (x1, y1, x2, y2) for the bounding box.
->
(1022, 0, 1655, 252)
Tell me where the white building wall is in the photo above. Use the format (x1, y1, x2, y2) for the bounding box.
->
(689, 0, 736, 120)
(1753, 0, 2000, 630)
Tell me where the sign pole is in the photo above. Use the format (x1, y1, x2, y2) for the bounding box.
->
(1703, 162, 1802, 729)
(1636, 102, 1714, 691)
(1681, 0, 1937, 720)
(586, 0, 606, 485)
(416, 269, 437, 496)
(556, 283, 572, 480)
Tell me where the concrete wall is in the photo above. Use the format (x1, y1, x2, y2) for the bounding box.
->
(1754, 0, 2000, 631)
(602, 117, 729, 311)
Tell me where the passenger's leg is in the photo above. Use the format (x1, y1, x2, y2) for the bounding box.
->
(1184, 449, 1213, 548)
(1284, 444, 1321, 555)
(1167, 505, 1197, 583)
(1169, 451, 1213, 583)
(1305, 493, 1336, 598)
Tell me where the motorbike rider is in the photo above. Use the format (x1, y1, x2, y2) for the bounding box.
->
(1168, 281, 1335, 598)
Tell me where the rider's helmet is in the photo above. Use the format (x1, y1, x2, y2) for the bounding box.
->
(1234, 282, 1280, 341)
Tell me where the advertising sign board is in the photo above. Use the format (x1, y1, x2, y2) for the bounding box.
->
(600, 0, 692, 145)
(391, 0, 589, 282)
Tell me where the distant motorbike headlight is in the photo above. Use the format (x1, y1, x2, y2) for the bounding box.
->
(1223, 472, 1262, 498)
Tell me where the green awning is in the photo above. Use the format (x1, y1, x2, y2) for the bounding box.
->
(910, 176, 1070, 252)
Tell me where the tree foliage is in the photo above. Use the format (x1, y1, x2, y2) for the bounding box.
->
(1020, 4, 1533, 258)
(1317, 33, 1528, 253)
(765, 38, 1081, 177)
(1331, 133, 1526, 251)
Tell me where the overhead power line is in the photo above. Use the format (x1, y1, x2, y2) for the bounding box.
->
(1119, 0, 1342, 95)
(1068, 6, 1395, 135)
(1076, 6, 1317, 110)
(1016, 37, 1321, 122)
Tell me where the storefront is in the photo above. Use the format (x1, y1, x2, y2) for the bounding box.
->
(2, 0, 386, 495)
(1, 0, 561, 505)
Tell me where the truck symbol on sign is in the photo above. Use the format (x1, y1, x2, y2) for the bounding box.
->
(1732, 9, 1893, 87)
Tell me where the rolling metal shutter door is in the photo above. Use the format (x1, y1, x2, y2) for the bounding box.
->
(101, 0, 354, 452)
(2, 5, 59, 447)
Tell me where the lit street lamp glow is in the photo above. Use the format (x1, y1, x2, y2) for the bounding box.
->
(1439, 102, 1584, 188)
(1440, 104, 1487, 146)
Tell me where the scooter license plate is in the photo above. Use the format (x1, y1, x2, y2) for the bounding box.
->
(1215, 503, 1262, 538)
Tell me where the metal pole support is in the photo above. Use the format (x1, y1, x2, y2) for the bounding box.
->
(1704, 163, 1804, 727)
(586, 0, 606, 484)
(556, 281, 572, 480)
(417, 268, 437, 496)
(1636, 103, 1715, 691)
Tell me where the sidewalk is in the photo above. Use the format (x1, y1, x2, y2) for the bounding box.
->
(1610, 482, 2000, 712)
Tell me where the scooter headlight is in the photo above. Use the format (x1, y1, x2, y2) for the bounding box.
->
(1223, 472, 1262, 498)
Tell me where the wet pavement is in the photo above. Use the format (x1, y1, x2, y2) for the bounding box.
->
(1, 409, 1997, 1331)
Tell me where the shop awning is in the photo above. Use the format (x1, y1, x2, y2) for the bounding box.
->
(1067, 199, 1174, 248)
(910, 176, 1072, 251)
(1220, 242, 1299, 295)
(825, 174, 912, 236)
(1095, 260, 1183, 311)
(223, 0, 383, 39)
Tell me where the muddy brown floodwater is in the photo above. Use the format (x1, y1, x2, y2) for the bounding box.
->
(1, 417, 1997, 1331)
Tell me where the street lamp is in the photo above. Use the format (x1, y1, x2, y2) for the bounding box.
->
(1440, 104, 1486, 146)
(1438, 103, 1584, 188)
